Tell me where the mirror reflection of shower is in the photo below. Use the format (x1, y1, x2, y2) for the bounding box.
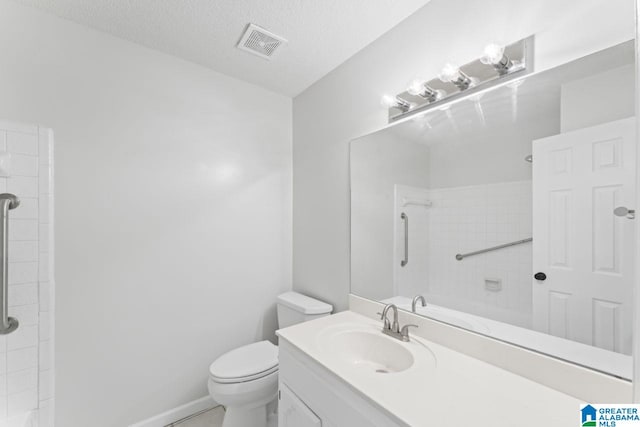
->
(349, 41, 637, 380)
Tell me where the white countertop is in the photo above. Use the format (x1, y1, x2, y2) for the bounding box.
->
(277, 311, 583, 427)
(383, 295, 632, 380)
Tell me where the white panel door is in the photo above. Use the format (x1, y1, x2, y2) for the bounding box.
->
(532, 117, 635, 355)
(279, 384, 322, 427)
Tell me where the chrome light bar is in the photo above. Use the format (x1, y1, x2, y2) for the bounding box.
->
(383, 36, 533, 122)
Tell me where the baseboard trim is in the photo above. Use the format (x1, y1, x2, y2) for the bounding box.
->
(129, 396, 218, 427)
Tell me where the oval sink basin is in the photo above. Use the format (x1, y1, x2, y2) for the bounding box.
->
(319, 329, 414, 374)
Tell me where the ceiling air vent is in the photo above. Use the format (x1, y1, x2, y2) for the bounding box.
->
(237, 23, 287, 60)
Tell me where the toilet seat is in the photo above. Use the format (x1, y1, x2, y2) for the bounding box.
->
(209, 340, 278, 384)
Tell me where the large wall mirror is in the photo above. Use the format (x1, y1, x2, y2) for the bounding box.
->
(350, 39, 635, 379)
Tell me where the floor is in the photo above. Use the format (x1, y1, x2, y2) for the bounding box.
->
(168, 406, 277, 427)
(168, 407, 225, 427)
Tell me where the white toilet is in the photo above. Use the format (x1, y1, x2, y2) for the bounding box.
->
(208, 292, 332, 427)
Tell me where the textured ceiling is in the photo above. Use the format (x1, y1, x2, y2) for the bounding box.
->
(14, 0, 432, 96)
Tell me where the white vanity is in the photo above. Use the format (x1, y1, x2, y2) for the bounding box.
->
(277, 310, 582, 427)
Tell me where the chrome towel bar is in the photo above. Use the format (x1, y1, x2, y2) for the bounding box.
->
(455, 237, 532, 261)
(400, 213, 408, 267)
(0, 194, 19, 335)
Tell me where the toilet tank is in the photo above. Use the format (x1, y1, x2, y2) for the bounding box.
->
(276, 292, 333, 329)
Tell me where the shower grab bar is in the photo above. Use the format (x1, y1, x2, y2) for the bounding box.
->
(400, 213, 408, 267)
(455, 237, 532, 261)
(0, 194, 20, 335)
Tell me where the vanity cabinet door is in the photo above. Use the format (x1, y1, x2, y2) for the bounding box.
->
(279, 384, 322, 427)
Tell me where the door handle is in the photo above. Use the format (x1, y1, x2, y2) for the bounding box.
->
(614, 206, 635, 219)
(534, 272, 547, 281)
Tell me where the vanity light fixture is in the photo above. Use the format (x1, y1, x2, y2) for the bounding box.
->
(480, 43, 513, 74)
(381, 94, 412, 112)
(438, 64, 473, 90)
(382, 36, 532, 123)
(407, 79, 443, 102)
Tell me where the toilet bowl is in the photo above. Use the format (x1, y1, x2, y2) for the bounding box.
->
(208, 292, 332, 427)
(208, 341, 279, 427)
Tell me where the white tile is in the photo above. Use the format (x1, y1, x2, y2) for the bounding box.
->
(7, 348, 35, 374)
(0, 411, 35, 427)
(38, 283, 50, 313)
(0, 375, 6, 397)
(38, 129, 51, 163)
(38, 398, 54, 427)
(7, 306, 37, 327)
(8, 284, 37, 307)
(418, 181, 534, 325)
(10, 199, 37, 220)
(38, 253, 49, 282)
(7, 177, 37, 198)
(7, 369, 36, 395)
(38, 164, 51, 195)
(38, 370, 52, 401)
(0, 133, 6, 152)
(38, 341, 50, 372)
(38, 223, 49, 250)
(7, 388, 37, 416)
(7, 242, 37, 263)
(7, 325, 37, 351)
(9, 220, 38, 242)
(38, 196, 49, 223)
(38, 314, 50, 342)
(8, 263, 38, 285)
(6, 133, 37, 156)
(0, 354, 6, 374)
(9, 155, 37, 178)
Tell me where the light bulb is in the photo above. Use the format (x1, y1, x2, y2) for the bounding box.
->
(480, 43, 513, 74)
(439, 63, 472, 90)
(438, 64, 461, 83)
(407, 79, 427, 96)
(380, 94, 411, 111)
(480, 43, 505, 65)
(407, 79, 443, 102)
(381, 94, 398, 108)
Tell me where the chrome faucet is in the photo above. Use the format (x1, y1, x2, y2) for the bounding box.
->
(380, 303, 418, 342)
(412, 295, 427, 313)
(381, 304, 400, 333)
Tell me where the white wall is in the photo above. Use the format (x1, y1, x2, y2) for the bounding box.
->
(292, 0, 635, 311)
(561, 64, 635, 132)
(350, 132, 429, 300)
(0, 2, 292, 427)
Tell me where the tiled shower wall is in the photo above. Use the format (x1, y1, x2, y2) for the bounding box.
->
(0, 121, 54, 427)
(424, 181, 533, 327)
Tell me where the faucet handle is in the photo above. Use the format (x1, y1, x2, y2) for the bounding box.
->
(400, 324, 419, 341)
